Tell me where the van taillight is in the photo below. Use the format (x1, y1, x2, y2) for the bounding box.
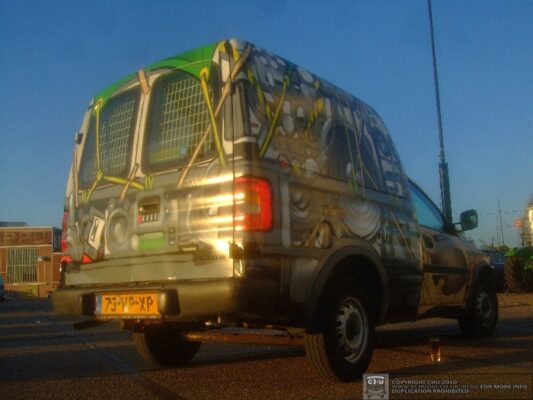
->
(60, 211, 69, 253)
(234, 176, 273, 231)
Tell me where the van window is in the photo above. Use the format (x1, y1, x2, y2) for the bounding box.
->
(327, 122, 353, 181)
(338, 99, 382, 193)
(365, 109, 407, 197)
(144, 71, 215, 171)
(327, 99, 357, 183)
(410, 182, 444, 230)
(79, 88, 140, 189)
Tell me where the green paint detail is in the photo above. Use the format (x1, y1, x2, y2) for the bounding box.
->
(92, 73, 137, 115)
(146, 42, 218, 77)
(92, 41, 220, 114)
(138, 232, 166, 251)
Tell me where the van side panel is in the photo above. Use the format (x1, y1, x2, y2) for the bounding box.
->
(237, 43, 422, 319)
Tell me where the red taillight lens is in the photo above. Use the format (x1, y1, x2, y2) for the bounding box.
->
(60, 211, 69, 253)
(234, 176, 273, 231)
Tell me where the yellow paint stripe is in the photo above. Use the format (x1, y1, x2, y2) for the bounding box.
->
(199, 67, 226, 167)
(259, 74, 289, 158)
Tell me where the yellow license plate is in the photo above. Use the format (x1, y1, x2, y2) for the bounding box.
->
(96, 293, 160, 316)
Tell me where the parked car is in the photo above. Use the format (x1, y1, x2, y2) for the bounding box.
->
(0, 275, 7, 301)
(52, 39, 497, 382)
(483, 250, 506, 292)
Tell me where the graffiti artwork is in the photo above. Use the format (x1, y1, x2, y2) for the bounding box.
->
(54, 39, 495, 382)
(63, 39, 419, 273)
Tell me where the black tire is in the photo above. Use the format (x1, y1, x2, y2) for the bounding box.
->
(504, 256, 529, 293)
(133, 323, 201, 367)
(304, 280, 374, 382)
(458, 282, 498, 338)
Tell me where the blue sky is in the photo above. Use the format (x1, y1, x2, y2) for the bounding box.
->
(0, 0, 531, 247)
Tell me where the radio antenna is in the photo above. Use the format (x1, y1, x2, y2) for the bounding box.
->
(428, 0, 452, 222)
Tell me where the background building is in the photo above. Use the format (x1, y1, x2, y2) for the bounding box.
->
(0, 225, 62, 298)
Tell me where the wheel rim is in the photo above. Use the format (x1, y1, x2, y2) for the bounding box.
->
(476, 291, 493, 322)
(335, 296, 366, 363)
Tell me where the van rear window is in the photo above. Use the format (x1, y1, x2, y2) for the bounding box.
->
(143, 71, 214, 171)
(79, 88, 140, 189)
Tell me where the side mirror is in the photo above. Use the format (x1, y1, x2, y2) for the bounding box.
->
(460, 209, 478, 231)
(74, 132, 83, 144)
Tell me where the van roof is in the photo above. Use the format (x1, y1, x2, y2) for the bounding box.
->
(93, 40, 227, 108)
(90, 39, 384, 131)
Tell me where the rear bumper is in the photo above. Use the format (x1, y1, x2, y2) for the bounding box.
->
(51, 277, 278, 321)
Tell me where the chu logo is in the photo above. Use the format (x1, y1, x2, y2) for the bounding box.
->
(363, 373, 389, 400)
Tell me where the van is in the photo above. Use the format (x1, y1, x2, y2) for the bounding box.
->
(52, 39, 497, 381)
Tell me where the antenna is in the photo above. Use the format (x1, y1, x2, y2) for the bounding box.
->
(497, 199, 505, 246)
(428, 0, 452, 222)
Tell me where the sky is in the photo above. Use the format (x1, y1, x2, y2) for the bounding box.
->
(0, 0, 531, 247)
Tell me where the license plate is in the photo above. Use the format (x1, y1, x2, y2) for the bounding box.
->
(95, 293, 160, 317)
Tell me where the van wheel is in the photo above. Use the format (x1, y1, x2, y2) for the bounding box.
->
(133, 323, 201, 367)
(305, 281, 374, 382)
(458, 282, 498, 338)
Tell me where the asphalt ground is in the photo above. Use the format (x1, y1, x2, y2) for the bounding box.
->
(0, 293, 532, 400)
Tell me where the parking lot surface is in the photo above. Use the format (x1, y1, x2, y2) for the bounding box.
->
(0, 294, 532, 399)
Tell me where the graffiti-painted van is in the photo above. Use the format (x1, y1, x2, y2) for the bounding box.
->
(52, 39, 497, 381)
